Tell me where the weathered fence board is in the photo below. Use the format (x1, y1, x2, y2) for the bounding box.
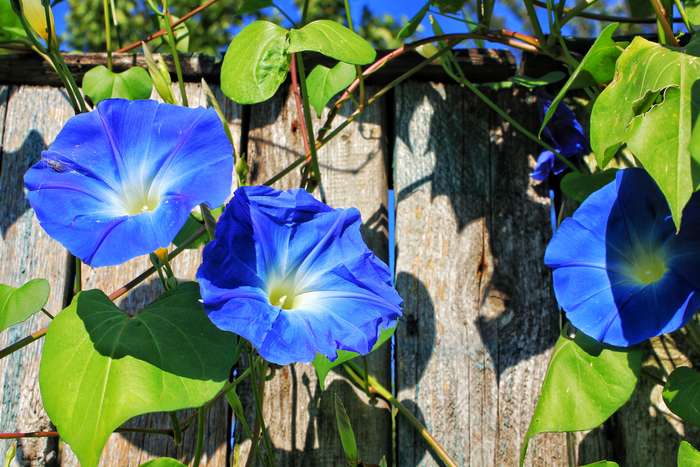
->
(239, 85, 392, 466)
(0, 85, 75, 465)
(393, 82, 565, 466)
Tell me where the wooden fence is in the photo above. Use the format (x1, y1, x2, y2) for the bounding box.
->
(0, 51, 696, 467)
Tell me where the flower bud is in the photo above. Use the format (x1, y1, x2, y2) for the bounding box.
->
(20, 0, 56, 42)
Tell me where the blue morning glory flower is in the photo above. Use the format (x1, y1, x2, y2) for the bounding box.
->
(24, 99, 233, 267)
(545, 168, 700, 346)
(196, 186, 403, 365)
(531, 92, 589, 182)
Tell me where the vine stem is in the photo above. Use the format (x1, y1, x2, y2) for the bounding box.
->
(192, 408, 206, 467)
(0, 226, 207, 360)
(294, 54, 321, 190)
(650, 0, 680, 45)
(102, 0, 113, 69)
(342, 361, 457, 467)
(116, 0, 219, 53)
(0, 426, 174, 439)
(289, 55, 312, 163)
(531, 0, 683, 23)
(162, 0, 188, 107)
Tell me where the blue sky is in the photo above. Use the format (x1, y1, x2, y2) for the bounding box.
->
(50, 0, 534, 46)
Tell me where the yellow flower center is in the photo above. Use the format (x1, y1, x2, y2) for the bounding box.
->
(267, 278, 299, 310)
(121, 190, 160, 216)
(629, 249, 668, 285)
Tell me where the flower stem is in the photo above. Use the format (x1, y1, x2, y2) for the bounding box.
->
(169, 412, 182, 445)
(102, 0, 113, 70)
(192, 408, 206, 467)
(162, 0, 189, 107)
(650, 0, 679, 46)
(342, 361, 458, 467)
(294, 54, 321, 192)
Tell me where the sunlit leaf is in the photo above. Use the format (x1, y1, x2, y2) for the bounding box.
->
(560, 169, 618, 202)
(40, 283, 236, 467)
(663, 367, 700, 426)
(313, 326, 395, 390)
(139, 458, 186, 467)
(0, 278, 49, 333)
(581, 462, 619, 467)
(306, 61, 356, 116)
(679, 440, 700, 466)
(520, 331, 642, 466)
(590, 36, 700, 228)
(221, 20, 289, 104)
(158, 14, 189, 53)
(288, 20, 375, 65)
(541, 23, 623, 133)
(82, 65, 153, 104)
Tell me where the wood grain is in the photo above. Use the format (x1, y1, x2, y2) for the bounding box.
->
(393, 82, 565, 466)
(238, 85, 392, 466)
(57, 82, 241, 467)
(0, 85, 76, 466)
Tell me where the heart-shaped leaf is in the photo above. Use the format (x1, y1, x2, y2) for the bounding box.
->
(590, 36, 700, 228)
(40, 282, 236, 467)
(663, 366, 700, 426)
(520, 331, 642, 465)
(0, 279, 49, 333)
(221, 20, 290, 104)
(679, 440, 700, 466)
(306, 61, 356, 117)
(561, 169, 618, 203)
(313, 326, 395, 390)
(140, 458, 187, 467)
(82, 65, 153, 105)
(288, 20, 376, 65)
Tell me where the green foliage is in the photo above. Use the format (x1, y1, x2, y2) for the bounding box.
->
(158, 14, 189, 53)
(663, 367, 700, 426)
(680, 440, 700, 466)
(39, 283, 236, 467)
(173, 206, 222, 249)
(334, 394, 359, 465)
(313, 326, 395, 390)
(140, 458, 187, 467)
(684, 0, 700, 26)
(0, 0, 28, 45)
(581, 462, 620, 467)
(220, 20, 289, 104)
(82, 65, 153, 104)
(520, 331, 642, 465)
(0, 278, 49, 333)
(3, 441, 15, 467)
(431, 0, 467, 14)
(142, 42, 175, 104)
(288, 20, 376, 65)
(540, 23, 623, 133)
(590, 36, 700, 229)
(397, 1, 429, 40)
(306, 61, 356, 116)
(561, 170, 618, 203)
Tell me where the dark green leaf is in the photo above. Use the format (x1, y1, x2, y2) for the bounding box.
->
(236, 0, 273, 14)
(679, 440, 700, 466)
(541, 23, 622, 133)
(40, 283, 236, 467)
(663, 367, 700, 426)
(307, 61, 356, 116)
(82, 65, 153, 104)
(397, 1, 429, 40)
(0, 279, 49, 333)
(313, 326, 395, 390)
(139, 458, 186, 467)
(560, 169, 618, 202)
(221, 20, 289, 104)
(510, 71, 566, 89)
(520, 332, 642, 465)
(288, 20, 376, 65)
(334, 394, 358, 465)
(590, 36, 700, 228)
(431, 0, 467, 13)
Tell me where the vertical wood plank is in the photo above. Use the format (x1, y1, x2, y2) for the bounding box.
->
(58, 83, 241, 467)
(393, 82, 564, 466)
(0, 85, 75, 465)
(238, 86, 392, 466)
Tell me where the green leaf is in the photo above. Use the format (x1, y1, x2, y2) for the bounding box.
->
(590, 36, 700, 228)
(40, 283, 236, 467)
(0, 1, 28, 44)
(306, 61, 356, 117)
(541, 23, 622, 133)
(397, 1, 429, 40)
(235, 0, 273, 14)
(0, 278, 49, 333)
(510, 71, 566, 89)
(82, 65, 153, 105)
(581, 462, 619, 467)
(142, 42, 175, 104)
(334, 394, 358, 465)
(3, 441, 15, 467)
(431, 0, 467, 13)
(313, 326, 395, 390)
(679, 440, 700, 466)
(560, 169, 618, 203)
(221, 20, 289, 104)
(173, 206, 222, 250)
(520, 332, 642, 465)
(288, 20, 376, 65)
(684, 0, 700, 26)
(140, 458, 186, 467)
(663, 367, 700, 426)
(158, 15, 189, 53)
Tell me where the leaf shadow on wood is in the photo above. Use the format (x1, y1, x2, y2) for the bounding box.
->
(0, 128, 44, 240)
